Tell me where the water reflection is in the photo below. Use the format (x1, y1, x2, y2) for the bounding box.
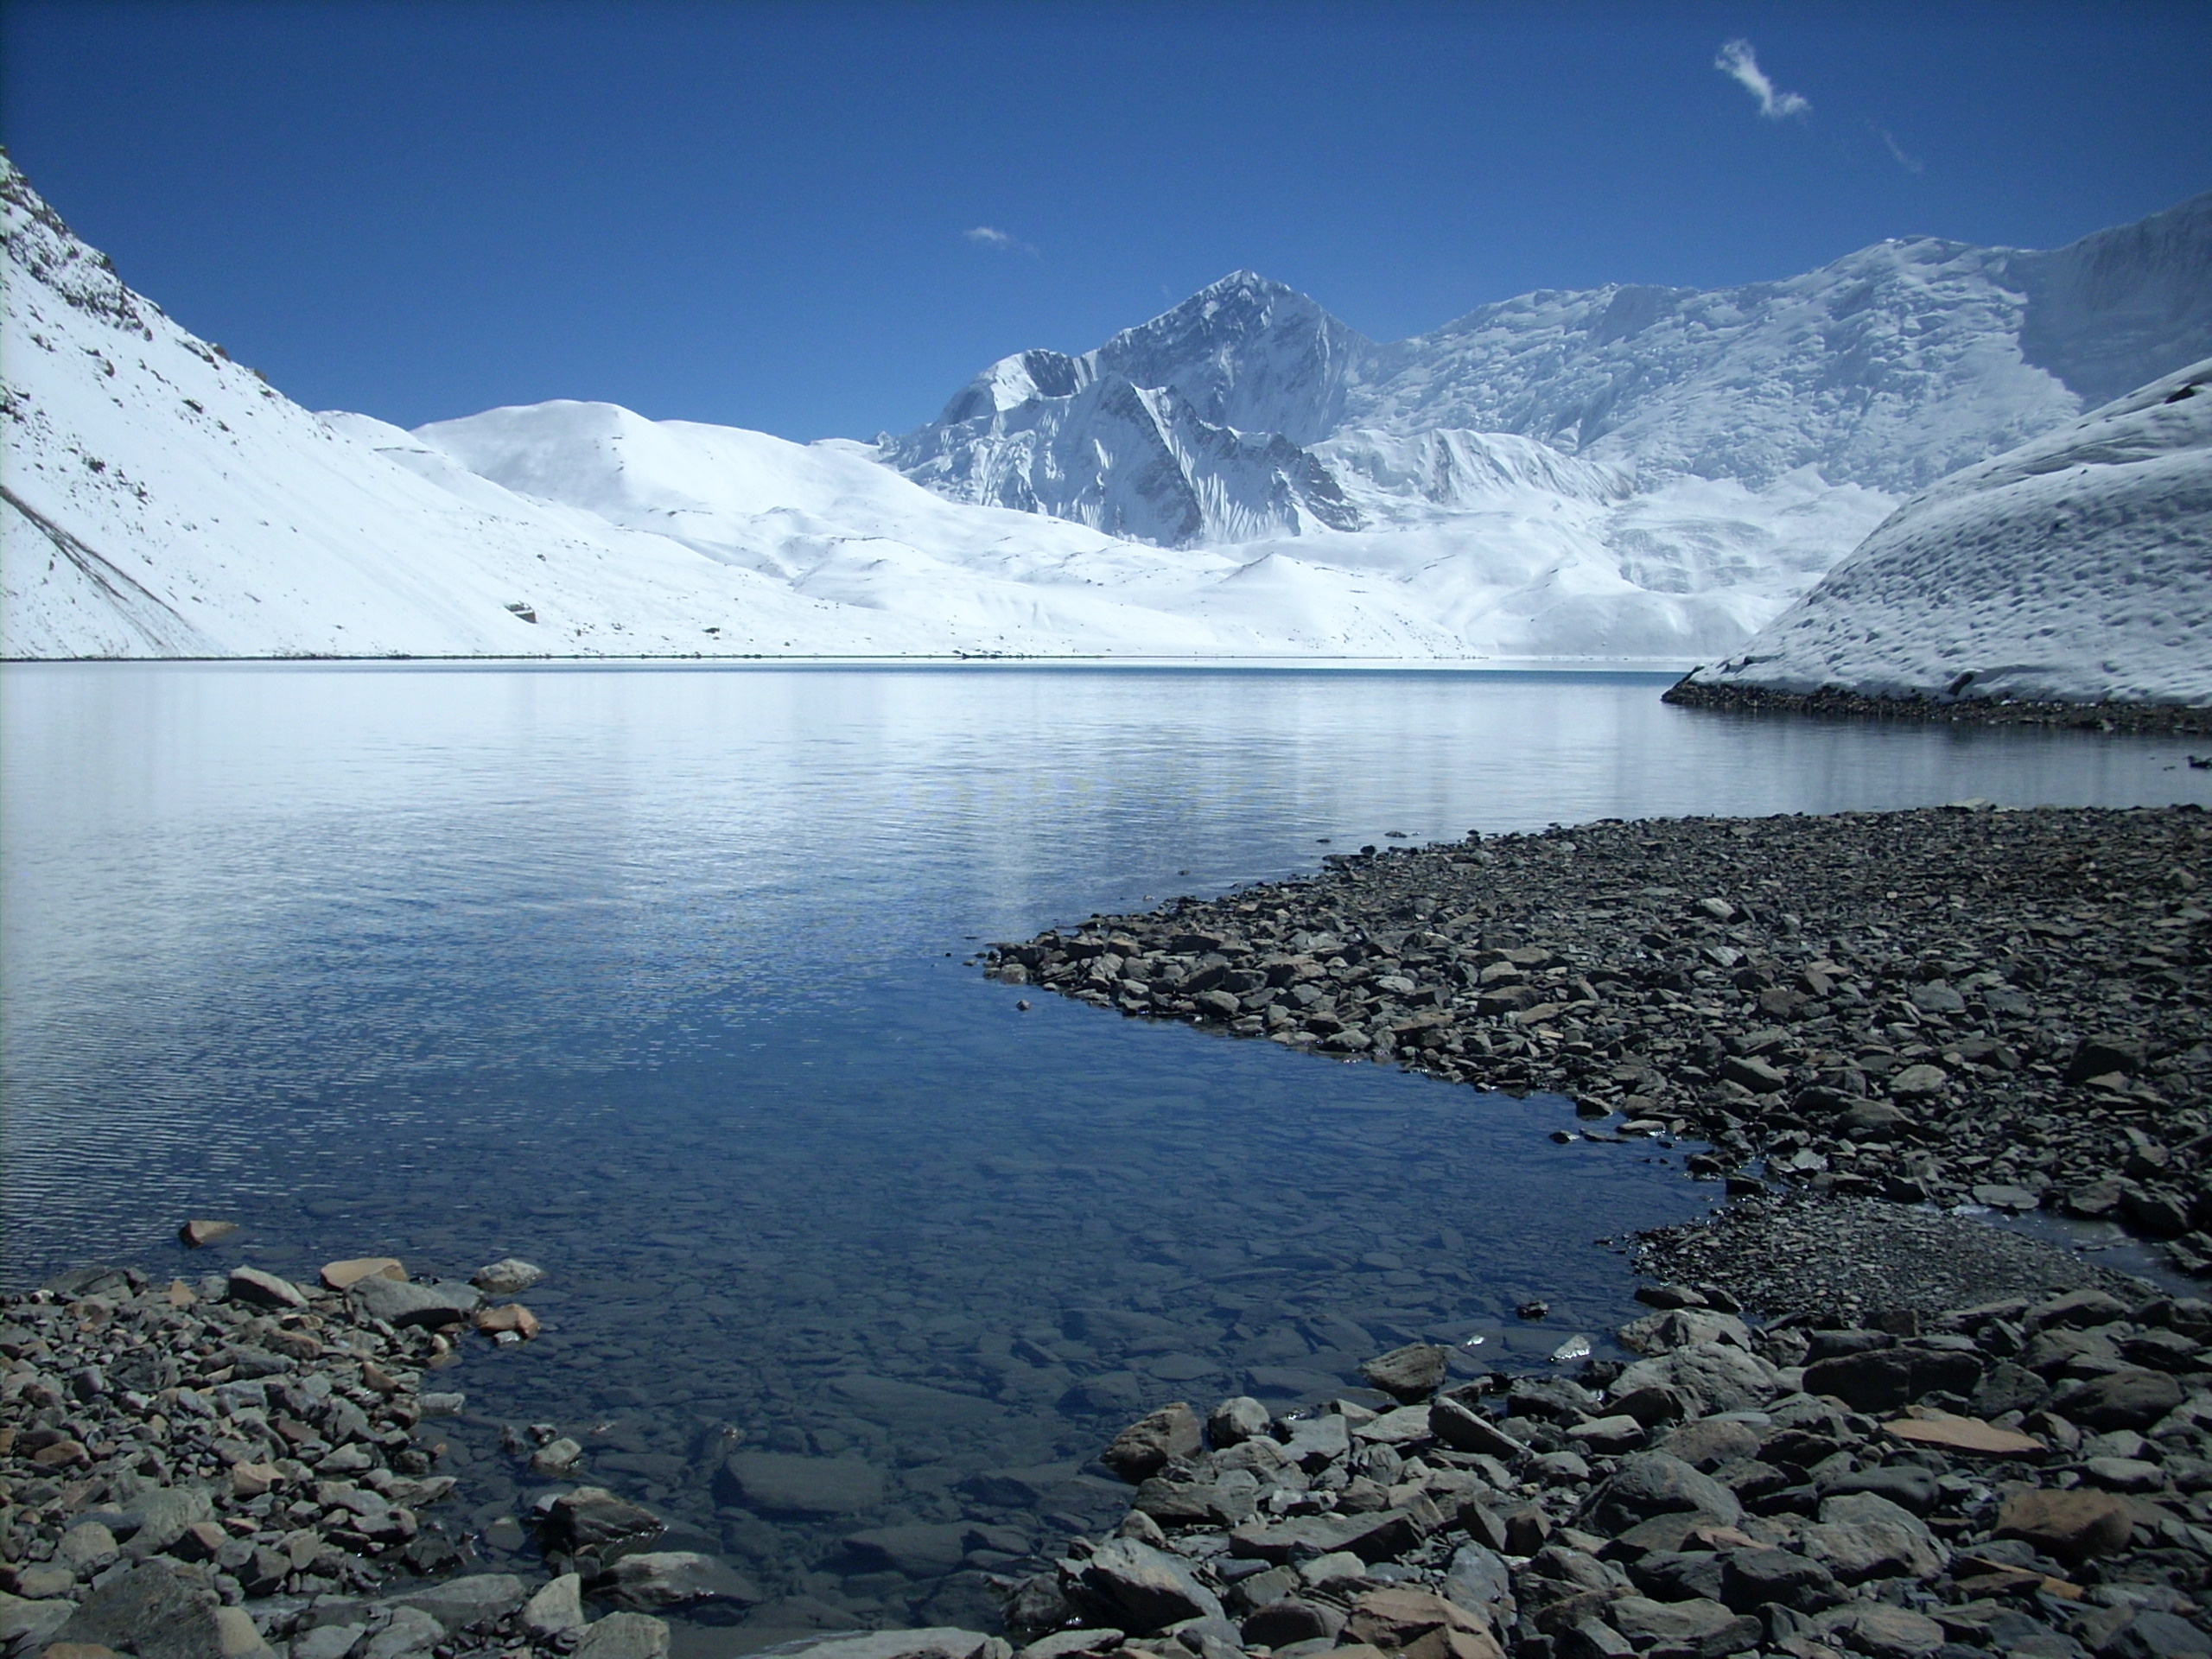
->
(5, 663, 2204, 1634)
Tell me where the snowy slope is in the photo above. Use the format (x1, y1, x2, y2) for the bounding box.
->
(0, 156, 1245, 659)
(418, 404, 1891, 661)
(0, 156, 961, 658)
(5, 142, 2192, 672)
(887, 196, 2212, 539)
(1675, 359, 2212, 706)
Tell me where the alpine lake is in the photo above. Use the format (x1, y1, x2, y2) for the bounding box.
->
(7, 661, 2209, 1643)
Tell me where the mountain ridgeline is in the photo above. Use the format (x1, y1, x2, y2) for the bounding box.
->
(880, 194, 2212, 549)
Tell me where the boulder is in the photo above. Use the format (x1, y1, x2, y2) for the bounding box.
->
(2060, 1369, 2185, 1431)
(1101, 1403, 1204, 1483)
(48, 1561, 225, 1659)
(1605, 1597, 1760, 1658)
(716, 1453, 884, 1516)
(1429, 1395, 1523, 1460)
(574, 1613, 671, 1659)
(1995, 1488, 2134, 1564)
(1361, 1344, 1450, 1402)
(541, 1489, 665, 1563)
(1798, 1493, 1948, 1582)
(1801, 1347, 1980, 1413)
(383, 1574, 529, 1633)
(1242, 1600, 1344, 1649)
(596, 1553, 762, 1618)
(471, 1258, 545, 1294)
(224, 1268, 307, 1311)
(1806, 1602, 1947, 1657)
(349, 1277, 480, 1328)
(1207, 1396, 1271, 1447)
(320, 1258, 405, 1291)
(1586, 1454, 1744, 1535)
(1072, 1536, 1223, 1633)
(521, 1576, 586, 1639)
(1344, 1586, 1503, 1659)
(1719, 1548, 1838, 1613)
(1610, 1344, 1780, 1416)
(840, 1524, 976, 1577)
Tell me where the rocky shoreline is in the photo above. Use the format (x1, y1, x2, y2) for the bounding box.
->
(1657, 682, 2212, 738)
(979, 1278, 2212, 1659)
(982, 805, 2211, 1276)
(0, 1251, 714, 1659)
(16, 1242, 2212, 1659)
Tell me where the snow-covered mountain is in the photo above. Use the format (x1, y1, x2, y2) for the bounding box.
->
(5, 144, 2203, 671)
(1674, 358, 2212, 707)
(885, 195, 2212, 543)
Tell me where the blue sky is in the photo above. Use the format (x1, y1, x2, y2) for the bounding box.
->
(4, 2, 2208, 442)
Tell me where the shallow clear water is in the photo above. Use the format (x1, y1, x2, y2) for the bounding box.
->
(6, 662, 2208, 1634)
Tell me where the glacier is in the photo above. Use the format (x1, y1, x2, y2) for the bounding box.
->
(1675, 358, 2212, 708)
(5, 145, 2207, 669)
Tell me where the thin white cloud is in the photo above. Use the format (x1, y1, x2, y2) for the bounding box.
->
(1872, 124, 1925, 173)
(1715, 39, 1809, 120)
(963, 226, 1035, 255)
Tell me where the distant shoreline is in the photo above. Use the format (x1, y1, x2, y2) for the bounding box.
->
(1662, 677, 2212, 736)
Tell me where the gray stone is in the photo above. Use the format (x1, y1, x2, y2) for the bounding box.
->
(1428, 1395, 1523, 1459)
(225, 1268, 308, 1310)
(384, 1573, 529, 1632)
(1610, 1343, 1781, 1416)
(1809, 1601, 1947, 1657)
(1566, 1414, 1646, 1455)
(1073, 1537, 1223, 1633)
(1276, 1413, 1351, 1469)
(828, 1375, 1001, 1427)
(1627, 1551, 1726, 1605)
(717, 1452, 884, 1516)
(470, 1258, 544, 1294)
(750, 1632, 994, 1659)
(359, 1606, 444, 1659)
(841, 1524, 976, 1577)
(1605, 1596, 1761, 1657)
(1654, 1418, 1759, 1471)
(1101, 1403, 1203, 1482)
(1799, 1492, 1948, 1582)
(57, 1520, 119, 1572)
(2108, 1610, 2212, 1659)
(1240, 1599, 1344, 1649)
(1226, 1500, 1442, 1566)
(0, 1596, 77, 1651)
(531, 1437, 584, 1476)
(49, 1561, 225, 1659)
(598, 1552, 763, 1614)
(1719, 1548, 1838, 1612)
(1207, 1396, 1272, 1447)
(573, 1612, 671, 1659)
(1587, 1452, 1744, 1534)
(1443, 1542, 1511, 1611)
(213, 1605, 273, 1659)
(294, 1623, 368, 1659)
(521, 1575, 586, 1638)
(1360, 1344, 1449, 1402)
(348, 1277, 479, 1328)
(2063, 1368, 2185, 1431)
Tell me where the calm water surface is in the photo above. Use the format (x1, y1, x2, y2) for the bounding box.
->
(6, 663, 2208, 1635)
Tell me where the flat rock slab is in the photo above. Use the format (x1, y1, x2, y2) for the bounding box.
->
(718, 1452, 885, 1516)
(349, 1277, 480, 1327)
(1881, 1413, 2044, 1459)
(382, 1573, 528, 1632)
(826, 1375, 1001, 1428)
(50, 1561, 225, 1659)
(747, 1630, 995, 1659)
